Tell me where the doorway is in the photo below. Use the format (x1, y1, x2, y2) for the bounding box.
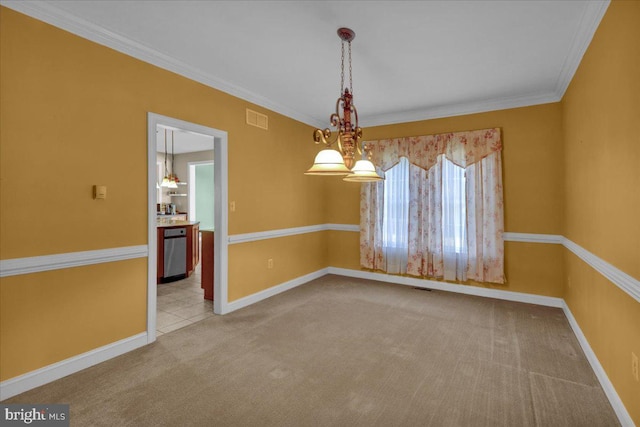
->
(147, 113, 229, 344)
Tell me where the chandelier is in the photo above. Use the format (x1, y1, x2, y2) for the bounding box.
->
(305, 28, 383, 182)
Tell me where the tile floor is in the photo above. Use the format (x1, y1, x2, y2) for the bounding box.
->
(156, 263, 214, 336)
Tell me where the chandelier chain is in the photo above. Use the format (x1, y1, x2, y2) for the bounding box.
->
(348, 41, 353, 94)
(340, 41, 345, 95)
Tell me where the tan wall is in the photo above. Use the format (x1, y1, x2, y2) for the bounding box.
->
(326, 103, 566, 296)
(228, 233, 328, 302)
(0, 259, 147, 380)
(561, 1, 640, 422)
(0, 7, 324, 379)
(327, 103, 565, 233)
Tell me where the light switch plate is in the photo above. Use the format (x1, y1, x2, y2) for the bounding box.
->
(93, 185, 107, 199)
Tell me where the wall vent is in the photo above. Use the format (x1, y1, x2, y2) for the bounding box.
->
(246, 109, 268, 130)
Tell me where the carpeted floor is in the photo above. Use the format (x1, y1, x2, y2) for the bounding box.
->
(4, 275, 619, 426)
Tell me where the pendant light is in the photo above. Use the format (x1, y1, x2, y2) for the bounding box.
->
(168, 130, 179, 189)
(305, 28, 383, 182)
(160, 129, 172, 187)
(343, 148, 383, 182)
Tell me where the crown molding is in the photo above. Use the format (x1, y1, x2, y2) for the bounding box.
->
(359, 92, 560, 127)
(0, 0, 326, 129)
(361, 0, 609, 127)
(1, 0, 609, 129)
(553, 0, 610, 98)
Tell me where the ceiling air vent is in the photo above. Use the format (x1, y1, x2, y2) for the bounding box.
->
(246, 109, 268, 130)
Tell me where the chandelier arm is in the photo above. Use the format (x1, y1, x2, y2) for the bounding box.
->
(313, 128, 341, 148)
(350, 104, 362, 156)
(330, 112, 340, 129)
(334, 97, 344, 126)
(313, 128, 331, 145)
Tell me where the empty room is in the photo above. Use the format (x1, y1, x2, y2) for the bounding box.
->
(0, 1, 638, 426)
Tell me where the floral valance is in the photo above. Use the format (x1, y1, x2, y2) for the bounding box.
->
(365, 127, 502, 172)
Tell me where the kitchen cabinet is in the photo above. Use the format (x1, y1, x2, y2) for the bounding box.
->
(201, 230, 214, 301)
(187, 223, 200, 276)
(157, 227, 164, 283)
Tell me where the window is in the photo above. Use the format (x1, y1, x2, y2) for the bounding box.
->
(360, 128, 504, 284)
(441, 156, 466, 254)
(382, 157, 409, 249)
(382, 155, 467, 254)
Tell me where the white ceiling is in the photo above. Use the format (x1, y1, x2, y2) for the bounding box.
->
(4, 1, 609, 129)
(156, 126, 213, 154)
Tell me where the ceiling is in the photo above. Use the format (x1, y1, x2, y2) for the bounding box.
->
(156, 126, 213, 154)
(4, 1, 609, 129)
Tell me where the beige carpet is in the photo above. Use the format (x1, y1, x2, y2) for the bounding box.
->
(4, 275, 619, 426)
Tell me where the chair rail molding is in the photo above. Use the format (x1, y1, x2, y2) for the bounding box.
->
(0, 245, 148, 278)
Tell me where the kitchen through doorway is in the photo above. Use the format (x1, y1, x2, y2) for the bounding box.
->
(147, 113, 229, 343)
(155, 131, 214, 336)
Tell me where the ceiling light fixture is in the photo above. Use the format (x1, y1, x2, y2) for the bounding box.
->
(168, 130, 179, 189)
(160, 129, 172, 187)
(305, 28, 383, 182)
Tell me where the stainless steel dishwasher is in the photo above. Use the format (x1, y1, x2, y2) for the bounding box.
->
(163, 227, 187, 282)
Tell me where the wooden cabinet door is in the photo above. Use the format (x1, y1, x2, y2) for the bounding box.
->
(201, 231, 214, 301)
(157, 228, 164, 283)
(185, 223, 200, 277)
(193, 224, 200, 268)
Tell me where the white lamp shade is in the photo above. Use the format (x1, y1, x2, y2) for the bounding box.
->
(305, 149, 350, 175)
(343, 159, 384, 182)
(160, 176, 171, 187)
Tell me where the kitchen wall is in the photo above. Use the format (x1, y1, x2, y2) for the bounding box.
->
(561, 0, 640, 422)
(172, 150, 214, 214)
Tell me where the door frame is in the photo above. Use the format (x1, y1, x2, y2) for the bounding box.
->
(147, 112, 229, 343)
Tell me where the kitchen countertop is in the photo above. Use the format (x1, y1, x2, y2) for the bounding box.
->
(156, 220, 200, 228)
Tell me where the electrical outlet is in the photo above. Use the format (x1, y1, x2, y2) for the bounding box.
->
(632, 352, 639, 382)
(230, 201, 236, 212)
(267, 259, 274, 269)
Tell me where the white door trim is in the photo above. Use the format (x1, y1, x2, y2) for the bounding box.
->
(147, 113, 229, 344)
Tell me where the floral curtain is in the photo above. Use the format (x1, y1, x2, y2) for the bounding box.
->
(359, 127, 505, 284)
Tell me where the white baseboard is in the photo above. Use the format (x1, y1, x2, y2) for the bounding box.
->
(561, 302, 634, 427)
(226, 268, 329, 313)
(0, 332, 148, 401)
(328, 267, 564, 308)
